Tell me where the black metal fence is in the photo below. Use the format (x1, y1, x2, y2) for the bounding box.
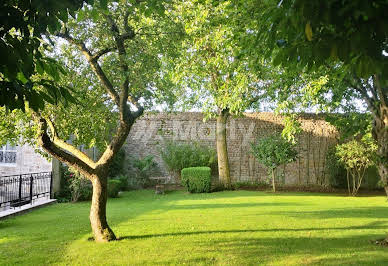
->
(0, 172, 52, 208)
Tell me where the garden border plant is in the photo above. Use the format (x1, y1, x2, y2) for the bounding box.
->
(181, 167, 212, 193)
(251, 134, 298, 192)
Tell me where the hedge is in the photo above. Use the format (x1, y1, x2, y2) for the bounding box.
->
(181, 167, 211, 193)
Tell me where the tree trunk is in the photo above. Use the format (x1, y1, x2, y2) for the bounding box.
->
(90, 173, 116, 242)
(216, 110, 231, 188)
(372, 108, 388, 200)
(272, 168, 276, 192)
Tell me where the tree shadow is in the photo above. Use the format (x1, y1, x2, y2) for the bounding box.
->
(117, 220, 388, 241)
(266, 206, 388, 219)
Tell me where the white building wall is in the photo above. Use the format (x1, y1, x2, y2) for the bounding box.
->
(0, 145, 52, 177)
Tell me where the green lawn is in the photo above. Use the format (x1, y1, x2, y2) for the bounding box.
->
(1, 190, 388, 265)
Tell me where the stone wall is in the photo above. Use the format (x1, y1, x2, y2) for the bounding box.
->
(125, 112, 338, 185)
(0, 145, 52, 177)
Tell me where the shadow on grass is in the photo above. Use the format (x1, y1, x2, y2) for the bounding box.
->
(168, 202, 306, 210)
(126, 233, 388, 265)
(117, 221, 388, 241)
(267, 206, 388, 219)
(1, 190, 387, 265)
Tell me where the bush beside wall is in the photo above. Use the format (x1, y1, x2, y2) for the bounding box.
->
(107, 179, 122, 198)
(181, 167, 211, 193)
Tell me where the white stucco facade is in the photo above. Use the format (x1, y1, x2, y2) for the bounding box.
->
(0, 144, 52, 177)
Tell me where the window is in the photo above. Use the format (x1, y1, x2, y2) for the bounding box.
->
(0, 143, 17, 164)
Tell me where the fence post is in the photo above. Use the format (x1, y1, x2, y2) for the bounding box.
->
(30, 175, 33, 204)
(49, 172, 53, 199)
(18, 175, 22, 205)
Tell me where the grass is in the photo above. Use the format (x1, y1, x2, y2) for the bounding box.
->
(1, 190, 388, 265)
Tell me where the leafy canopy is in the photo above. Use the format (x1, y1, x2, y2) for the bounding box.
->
(251, 134, 298, 170)
(336, 135, 377, 172)
(171, 0, 267, 117)
(255, 0, 388, 78)
(0, 0, 92, 111)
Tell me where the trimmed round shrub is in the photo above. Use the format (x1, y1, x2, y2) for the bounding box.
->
(107, 179, 121, 198)
(181, 167, 211, 193)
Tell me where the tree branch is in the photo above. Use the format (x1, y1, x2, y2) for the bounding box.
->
(92, 47, 115, 61)
(45, 116, 97, 169)
(103, 14, 135, 121)
(32, 113, 94, 177)
(57, 29, 120, 106)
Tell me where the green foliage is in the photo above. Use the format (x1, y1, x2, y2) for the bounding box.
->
(160, 141, 217, 177)
(363, 166, 381, 190)
(128, 155, 158, 189)
(336, 136, 377, 171)
(56, 166, 92, 202)
(171, 0, 268, 118)
(326, 113, 372, 141)
(110, 175, 129, 191)
(251, 134, 298, 192)
(233, 180, 269, 190)
(1, 0, 183, 156)
(326, 146, 347, 189)
(254, 0, 388, 78)
(54, 164, 73, 203)
(251, 134, 298, 170)
(181, 167, 211, 193)
(0, 0, 91, 111)
(108, 148, 126, 178)
(336, 135, 377, 195)
(107, 179, 121, 198)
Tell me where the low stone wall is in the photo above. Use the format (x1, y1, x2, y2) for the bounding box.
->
(124, 112, 338, 185)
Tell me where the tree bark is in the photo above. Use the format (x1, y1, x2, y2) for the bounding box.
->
(372, 108, 388, 199)
(89, 172, 116, 242)
(216, 110, 231, 188)
(272, 168, 276, 192)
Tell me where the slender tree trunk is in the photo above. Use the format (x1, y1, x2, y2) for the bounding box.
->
(89, 172, 116, 242)
(216, 110, 231, 188)
(372, 108, 388, 199)
(346, 170, 350, 196)
(272, 168, 276, 192)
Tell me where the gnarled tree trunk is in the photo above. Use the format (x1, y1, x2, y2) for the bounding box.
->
(89, 173, 116, 242)
(216, 109, 231, 188)
(372, 106, 388, 199)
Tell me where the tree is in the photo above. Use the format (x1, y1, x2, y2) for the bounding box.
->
(336, 135, 377, 196)
(171, 0, 268, 188)
(0, 0, 91, 111)
(245, 0, 388, 198)
(0, 0, 181, 242)
(251, 134, 298, 192)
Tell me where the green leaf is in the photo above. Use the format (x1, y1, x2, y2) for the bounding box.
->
(16, 72, 28, 84)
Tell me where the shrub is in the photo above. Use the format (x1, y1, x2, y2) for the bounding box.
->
(56, 165, 92, 202)
(110, 175, 128, 191)
(251, 134, 298, 192)
(68, 171, 93, 202)
(108, 148, 126, 178)
(326, 146, 348, 189)
(55, 164, 72, 202)
(233, 180, 269, 190)
(127, 155, 158, 189)
(160, 141, 217, 181)
(181, 167, 211, 193)
(107, 179, 121, 198)
(336, 135, 377, 196)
